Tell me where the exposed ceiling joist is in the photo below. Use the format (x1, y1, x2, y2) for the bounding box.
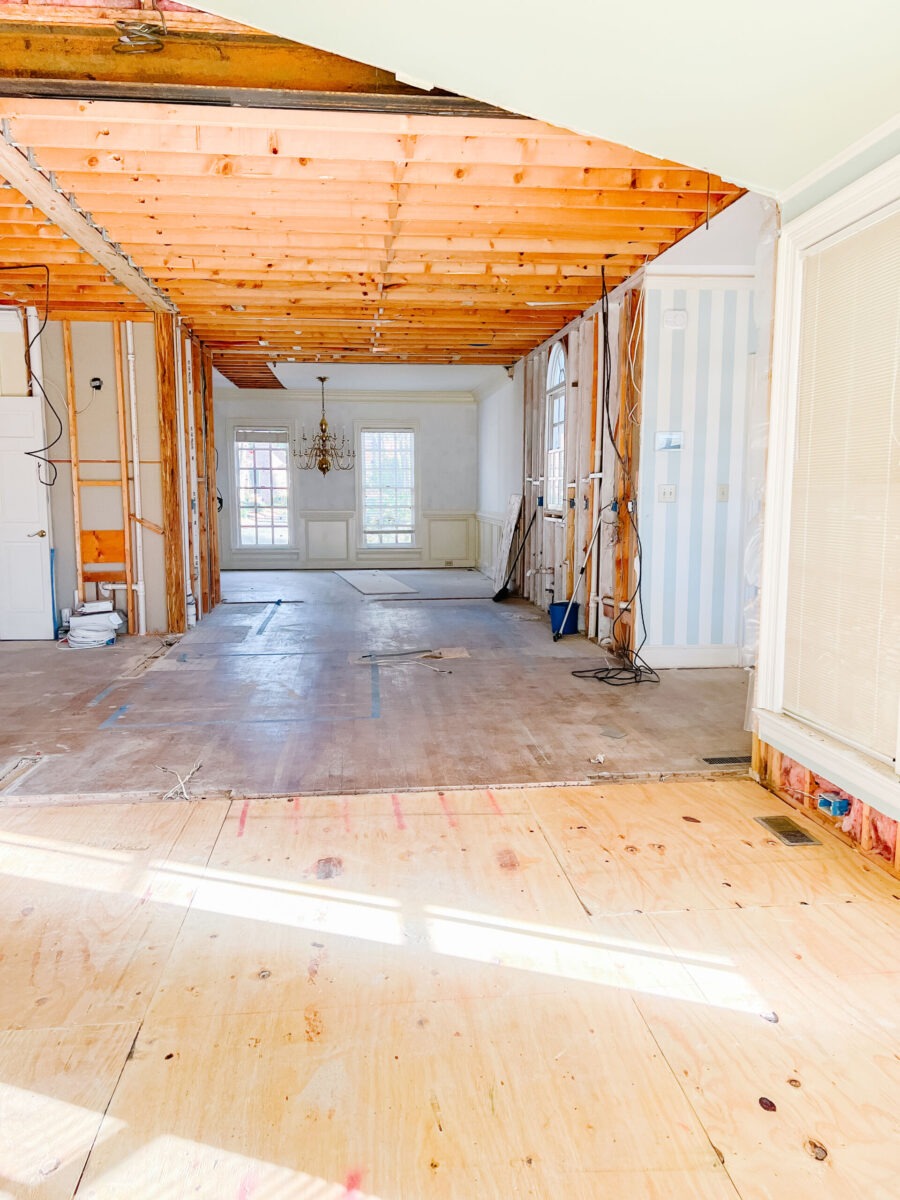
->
(0, 2, 516, 116)
(0, 123, 175, 313)
(0, 38, 744, 367)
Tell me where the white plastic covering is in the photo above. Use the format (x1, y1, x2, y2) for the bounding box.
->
(740, 197, 779, 670)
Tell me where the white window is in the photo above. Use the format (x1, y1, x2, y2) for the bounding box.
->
(545, 342, 566, 511)
(234, 426, 291, 547)
(360, 428, 415, 546)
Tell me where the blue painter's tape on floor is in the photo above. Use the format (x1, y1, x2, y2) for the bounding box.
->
(255, 600, 282, 636)
(100, 705, 130, 729)
(87, 683, 118, 708)
(370, 663, 381, 719)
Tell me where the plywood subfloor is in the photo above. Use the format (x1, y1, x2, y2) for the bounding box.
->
(0, 570, 749, 801)
(1, 778, 898, 1198)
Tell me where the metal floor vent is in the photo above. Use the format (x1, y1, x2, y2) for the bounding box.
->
(755, 815, 820, 846)
(703, 755, 752, 766)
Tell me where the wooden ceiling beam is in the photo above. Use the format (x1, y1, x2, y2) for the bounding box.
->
(21, 177, 728, 213)
(0, 138, 174, 312)
(9, 146, 727, 193)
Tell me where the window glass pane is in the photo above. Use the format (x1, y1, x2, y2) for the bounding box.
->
(235, 430, 291, 548)
(360, 429, 415, 545)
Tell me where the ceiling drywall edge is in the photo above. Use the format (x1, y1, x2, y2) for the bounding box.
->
(193, 0, 900, 196)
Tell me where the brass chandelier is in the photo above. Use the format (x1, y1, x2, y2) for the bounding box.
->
(293, 375, 355, 476)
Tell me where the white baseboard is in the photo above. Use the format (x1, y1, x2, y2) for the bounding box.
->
(643, 644, 741, 669)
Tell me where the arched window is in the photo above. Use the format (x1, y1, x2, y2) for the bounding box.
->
(545, 342, 566, 511)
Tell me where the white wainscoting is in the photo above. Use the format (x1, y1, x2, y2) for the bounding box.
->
(221, 511, 476, 571)
(306, 516, 352, 562)
(427, 513, 473, 564)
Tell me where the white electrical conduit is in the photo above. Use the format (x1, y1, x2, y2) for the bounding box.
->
(124, 321, 147, 636)
(183, 338, 201, 615)
(172, 322, 193, 623)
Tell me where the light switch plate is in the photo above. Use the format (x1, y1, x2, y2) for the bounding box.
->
(717, 484, 729, 502)
(658, 484, 676, 502)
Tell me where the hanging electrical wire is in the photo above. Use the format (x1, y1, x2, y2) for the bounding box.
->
(0, 263, 61, 486)
(572, 268, 658, 687)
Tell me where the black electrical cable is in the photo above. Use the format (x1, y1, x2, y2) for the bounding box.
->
(572, 268, 658, 688)
(0, 264, 61, 486)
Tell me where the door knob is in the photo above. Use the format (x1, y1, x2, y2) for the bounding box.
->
(28, 529, 47, 538)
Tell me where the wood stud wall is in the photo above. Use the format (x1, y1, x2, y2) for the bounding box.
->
(155, 311, 186, 633)
(521, 290, 641, 644)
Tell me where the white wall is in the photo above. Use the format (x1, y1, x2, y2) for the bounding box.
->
(198, 0, 900, 197)
(475, 364, 524, 575)
(215, 388, 479, 570)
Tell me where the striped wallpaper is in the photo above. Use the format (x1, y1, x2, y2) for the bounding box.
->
(637, 278, 756, 666)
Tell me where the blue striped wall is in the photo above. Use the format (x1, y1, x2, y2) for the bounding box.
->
(638, 279, 756, 666)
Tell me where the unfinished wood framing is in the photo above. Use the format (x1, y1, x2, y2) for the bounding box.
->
(611, 288, 643, 656)
(753, 735, 900, 880)
(155, 311, 186, 633)
(0, 2, 514, 115)
(0, 96, 743, 372)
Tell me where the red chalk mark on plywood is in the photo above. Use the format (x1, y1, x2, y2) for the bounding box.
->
(291, 795, 302, 833)
(486, 789, 504, 816)
(391, 794, 406, 830)
(439, 792, 458, 828)
(237, 799, 249, 837)
(344, 1168, 364, 1195)
(237, 1173, 258, 1200)
(342, 796, 352, 834)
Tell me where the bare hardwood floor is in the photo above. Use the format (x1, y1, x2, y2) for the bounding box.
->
(0, 570, 749, 800)
(2, 778, 898, 1198)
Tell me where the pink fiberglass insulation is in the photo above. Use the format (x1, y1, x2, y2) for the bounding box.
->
(779, 754, 897, 864)
(869, 810, 898, 862)
(842, 797, 866, 843)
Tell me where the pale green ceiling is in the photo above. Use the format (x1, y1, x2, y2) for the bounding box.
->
(195, 0, 899, 196)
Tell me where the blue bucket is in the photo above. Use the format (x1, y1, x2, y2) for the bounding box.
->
(549, 601, 579, 636)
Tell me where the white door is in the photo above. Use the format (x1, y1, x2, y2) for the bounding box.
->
(0, 394, 55, 639)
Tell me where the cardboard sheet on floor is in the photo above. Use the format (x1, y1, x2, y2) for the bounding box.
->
(334, 570, 417, 594)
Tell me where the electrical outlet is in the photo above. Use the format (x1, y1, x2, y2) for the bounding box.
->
(658, 484, 676, 503)
(717, 484, 729, 502)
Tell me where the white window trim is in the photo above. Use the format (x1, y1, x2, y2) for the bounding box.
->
(756, 154, 900, 816)
(229, 419, 295, 552)
(545, 342, 567, 513)
(354, 418, 421, 550)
